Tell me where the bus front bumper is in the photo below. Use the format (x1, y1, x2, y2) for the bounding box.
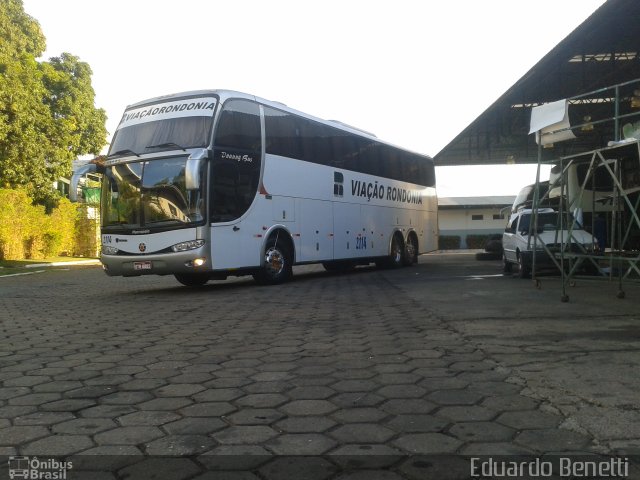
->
(101, 247, 210, 277)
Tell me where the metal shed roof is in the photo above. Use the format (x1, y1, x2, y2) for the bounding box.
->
(434, 0, 640, 167)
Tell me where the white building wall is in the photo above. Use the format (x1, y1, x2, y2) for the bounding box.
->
(439, 207, 508, 248)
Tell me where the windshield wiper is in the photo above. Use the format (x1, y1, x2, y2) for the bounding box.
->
(145, 142, 187, 151)
(109, 149, 140, 158)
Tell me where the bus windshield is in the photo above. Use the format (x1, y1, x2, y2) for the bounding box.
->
(109, 116, 213, 155)
(101, 157, 205, 230)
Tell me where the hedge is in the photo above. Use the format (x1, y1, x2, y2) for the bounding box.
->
(0, 188, 97, 260)
(438, 235, 461, 250)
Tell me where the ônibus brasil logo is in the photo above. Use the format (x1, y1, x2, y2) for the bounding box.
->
(7, 456, 72, 480)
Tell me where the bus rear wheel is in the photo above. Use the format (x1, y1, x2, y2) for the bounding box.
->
(403, 234, 418, 266)
(174, 273, 210, 287)
(253, 238, 293, 285)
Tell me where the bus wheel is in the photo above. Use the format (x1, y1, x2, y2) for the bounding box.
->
(253, 238, 292, 285)
(377, 233, 404, 269)
(174, 273, 210, 287)
(403, 234, 418, 266)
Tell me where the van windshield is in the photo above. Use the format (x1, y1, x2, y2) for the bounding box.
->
(518, 212, 582, 232)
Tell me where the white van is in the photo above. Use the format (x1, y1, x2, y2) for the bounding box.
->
(502, 208, 597, 277)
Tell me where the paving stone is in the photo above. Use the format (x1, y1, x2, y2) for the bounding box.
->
(193, 388, 244, 402)
(33, 381, 83, 393)
(117, 411, 181, 426)
(393, 433, 462, 454)
(65, 385, 117, 398)
(180, 402, 236, 417)
(0, 426, 49, 445)
(468, 381, 522, 396)
(79, 405, 136, 418)
(333, 471, 404, 480)
(235, 394, 289, 408)
(331, 393, 385, 408)
(9, 393, 61, 406)
(287, 386, 335, 399)
(330, 424, 396, 443)
(331, 408, 388, 423)
(374, 373, 422, 385)
(376, 385, 427, 399)
(13, 411, 75, 426)
(496, 410, 563, 430)
(279, 400, 338, 416)
(22, 434, 94, 455)
(53, 418, 117, 435)
(385, 414, 449, 433)
(448, 421, 516, 442)
(119, 378, 168, 390)
(41, 399, 97, 412)
(0, 387, 30, 400)
(155, 383, 206, 397)
(514, 428, 592, 452)
(435, 405, 497, 422)
(162, 417, 226, 435)
(265, 433, 337, 455)
(274, 416, 336, 433)
(94, 426, 164, 445)
(101, 391, 154, 405)
(427, 389, 485, 405)
(4, 375, 51, 387)
(331, 380, 379, 392)
(481, 394, 539, 411)
(212, 426, 279, 445)
(145, 434, 216, 455)
(138, 397, 193, 411)
(226, 408, 285, 425)
(381, 399, 436, 415)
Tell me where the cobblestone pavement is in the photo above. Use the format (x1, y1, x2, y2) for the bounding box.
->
(1, 253, 639, 479)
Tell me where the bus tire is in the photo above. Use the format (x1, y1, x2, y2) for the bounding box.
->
(403, 233, 418, 266)
(174, 273, 210, 287)
(378, 233, 404, 269)
(253, 237, 293, 285)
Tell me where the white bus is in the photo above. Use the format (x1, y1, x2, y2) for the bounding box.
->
(72, 90, 438, 286)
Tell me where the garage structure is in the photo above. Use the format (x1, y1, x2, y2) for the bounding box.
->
(434, 0, 640, 298)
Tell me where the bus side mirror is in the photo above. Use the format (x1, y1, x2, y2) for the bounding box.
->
(185, 149, 207, 190)
(70, 163, 103, 202)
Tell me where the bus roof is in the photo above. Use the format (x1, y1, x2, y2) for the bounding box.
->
(124, 90, 432, 160)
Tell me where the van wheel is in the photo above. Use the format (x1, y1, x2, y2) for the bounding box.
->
(253, 238, 293, 285)
(517, 255, 530, 278)
(174, 273, 210, 287)
(503, 254, 513, 274)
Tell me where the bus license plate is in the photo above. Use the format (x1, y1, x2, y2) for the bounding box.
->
(133, 261, 152, 271)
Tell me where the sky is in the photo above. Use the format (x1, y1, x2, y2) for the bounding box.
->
(22, 0, 607, 197)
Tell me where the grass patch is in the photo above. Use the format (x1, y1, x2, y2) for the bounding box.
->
(0, 256, 98, 275)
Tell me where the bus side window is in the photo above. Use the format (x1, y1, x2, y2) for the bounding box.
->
(264, 108, 303, 161)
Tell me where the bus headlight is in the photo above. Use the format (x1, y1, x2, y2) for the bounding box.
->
(102, 245, 119, 255)
(171, 239, 205, 252)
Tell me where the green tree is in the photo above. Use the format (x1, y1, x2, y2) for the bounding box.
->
(0, 0, 107, 206)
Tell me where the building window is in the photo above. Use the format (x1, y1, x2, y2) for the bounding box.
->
(471, 214, 483, 220)
(493, 214, 503, 220)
